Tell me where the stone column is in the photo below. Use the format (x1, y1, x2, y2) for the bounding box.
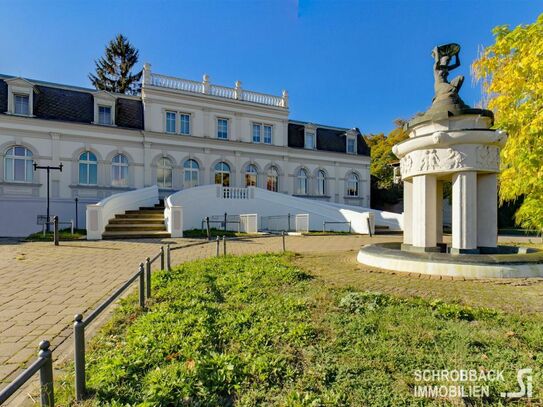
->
(411, 174, 437, 249)
(477, 173, 498, 248)
(403, 179, 413, 245)
(451, 171, 478, 253)
(436, 180, 443, 244)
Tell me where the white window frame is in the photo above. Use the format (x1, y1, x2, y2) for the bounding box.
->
(165, 111, 177, 133)
(179, 113, 191, 135)
(157, 157, 173, 189)
(245, 164, 258, 187)
(266, 166, 279, 192)
(252, 123, 262, 143)
(98, 105, 113, 125)
(217, 118, 229, 140)
(4, 146, 33, 183)
(346, 172, 360, 197)
(184, 159, 200, 189)
(111, 153, 129, 187)
(296, 168, 308, 195)
(316, 170, 326, 195)
(78, 151, 98, 186)
(5, 78, 34, 116)
(251, 122, 273, 144)
(93, 91, 116, 126)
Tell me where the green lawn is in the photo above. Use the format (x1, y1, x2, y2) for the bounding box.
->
(56, 254, 542, 406)
(182, 228, 252, 239)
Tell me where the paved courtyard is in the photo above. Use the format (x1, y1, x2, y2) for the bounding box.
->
(1, 233, 542, 404)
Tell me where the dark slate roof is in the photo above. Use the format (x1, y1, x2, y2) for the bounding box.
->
(288, 122, 370, 156)
(34, 85, 94, 123)
(0, 73, 144, 130)
(0, 80, 7, 113)
(116, 98, 144, 129)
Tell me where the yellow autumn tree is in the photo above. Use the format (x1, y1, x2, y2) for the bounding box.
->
(472, 14, 543, 231)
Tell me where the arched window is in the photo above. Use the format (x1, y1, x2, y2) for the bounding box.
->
(214, 161, 230, 187)
(266, 166, 278, 192)
(184, 159, 199, 189)
(316, 170, 326, 195)
(111, 154, 128, 186)
(79, 151, 97, 185)
(4, 146, 33, 182)
(346, 173, 359, 196)
(157, 157, 173, 189)
(296, 168, 308, 195)
(245, 164, 258, 187)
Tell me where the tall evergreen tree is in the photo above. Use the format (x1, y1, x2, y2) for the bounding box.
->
(89, 34, 142, 95)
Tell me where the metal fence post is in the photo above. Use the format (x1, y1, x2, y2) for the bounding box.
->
(288, 213, 291, 232)
(223, 235, 226, 256)
(166, 244, 171, 271)
(139, 263, 145, 308)
(216, 236, 220, 257)
(282, 231, 286, 253)
(160, 246, 165, 270)
(74, 314, 86, 400)
(366, 217, 373, 238)
(71, 219, 74, 235)
(206, 216, 211, 240)
(38, 340, 54, 407)
(224, 212, 227, 233)
(146, 257, 151, 299)
(53, 216, 59, 246)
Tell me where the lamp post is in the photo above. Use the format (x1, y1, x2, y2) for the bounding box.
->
(33, 162, 63, 232)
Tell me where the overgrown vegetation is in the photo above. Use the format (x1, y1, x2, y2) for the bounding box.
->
(25, 228, 85, 241)
(56, 254, 542, 405)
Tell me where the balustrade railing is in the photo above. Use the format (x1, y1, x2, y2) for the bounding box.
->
(148, 72, 287, 108)
(221, 187, 252, 199)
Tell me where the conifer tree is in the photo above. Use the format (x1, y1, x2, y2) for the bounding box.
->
(89, 34, 142, 94)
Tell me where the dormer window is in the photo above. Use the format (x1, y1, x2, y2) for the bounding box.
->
(304, 132, 315, 149)
(98, 105, 112, 125)
(5, 77, 34, 116)
(93, 91, 116, 126)
(345, 129, 358, 154)
(347, 137, 356, 154)
(14, 94, 30, 115)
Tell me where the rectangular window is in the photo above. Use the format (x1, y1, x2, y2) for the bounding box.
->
(98, 105, 112, 125)
(14, 94, 29, 115)
(180, 114, 190, 135)
(263, 125, 272, 144)
(347, 137, 356, 154)
(166, 111, 177, 133)
(252, 123, 261, 143)
(305, 132, 315, 149)
(217, 118, 228, 139)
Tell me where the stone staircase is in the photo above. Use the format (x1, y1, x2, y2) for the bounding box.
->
(102, 201, 170, 239)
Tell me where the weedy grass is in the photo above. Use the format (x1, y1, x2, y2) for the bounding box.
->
(55, 253, 542, 406)
(25, 228, 86, 241)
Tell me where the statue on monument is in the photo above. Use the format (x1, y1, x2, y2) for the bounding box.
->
(429, 43, 469, 112)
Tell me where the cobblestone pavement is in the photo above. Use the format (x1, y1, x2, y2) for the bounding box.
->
(0, 234, 389, 392)
(1, 233, 541, 402)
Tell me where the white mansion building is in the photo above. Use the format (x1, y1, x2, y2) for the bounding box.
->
(0, 64, 370, 236)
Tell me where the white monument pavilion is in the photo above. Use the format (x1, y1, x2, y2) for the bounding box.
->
(393, 43, 506, 254)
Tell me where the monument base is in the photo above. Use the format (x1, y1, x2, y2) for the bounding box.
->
(357, 242, 543, 279)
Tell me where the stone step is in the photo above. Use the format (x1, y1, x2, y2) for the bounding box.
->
(137, 207, 165, 212)
(126, 209, 164, 214)
(105, 224, 167, 232)
(116, 212, 164, 219)
(108, 218, 165, 225)
(102, 230, 171, 239)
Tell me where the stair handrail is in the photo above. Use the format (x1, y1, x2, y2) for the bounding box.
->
(86, 186, 159, 240)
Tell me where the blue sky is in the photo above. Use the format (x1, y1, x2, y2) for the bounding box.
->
(0, 0, 541, 134)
